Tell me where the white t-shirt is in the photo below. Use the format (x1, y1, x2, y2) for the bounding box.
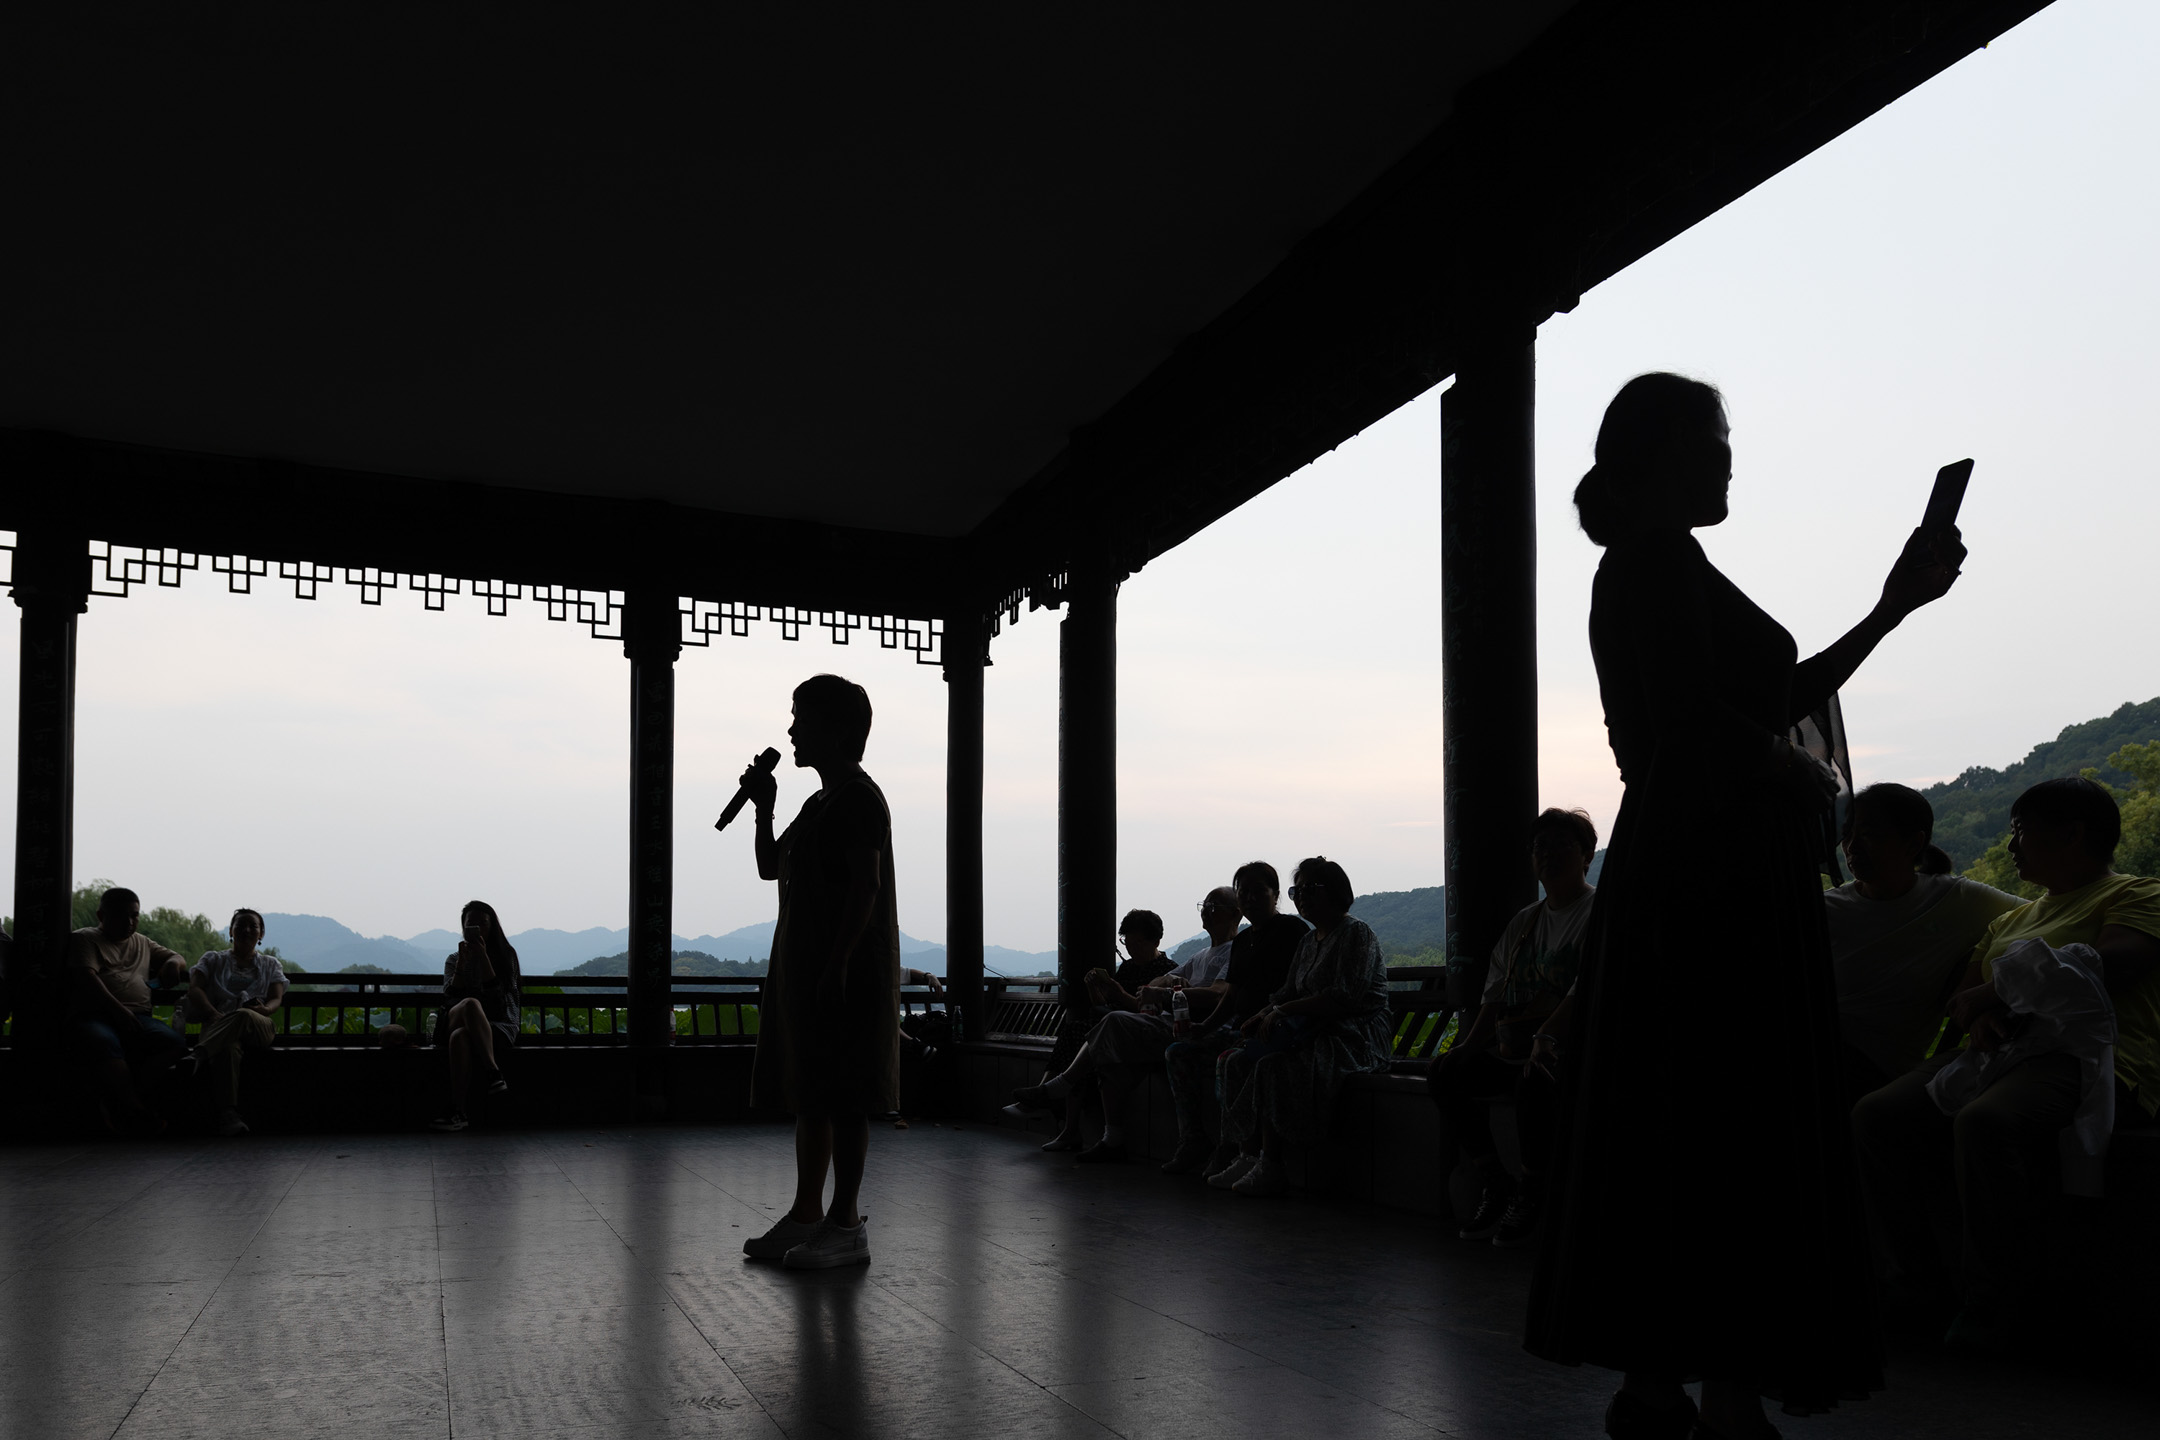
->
(183, 948, 289, 1020)
(1824, 873, 2026, 1079)
(1482, 889, 1596, 1011)
(1172, 940, 1235, 988)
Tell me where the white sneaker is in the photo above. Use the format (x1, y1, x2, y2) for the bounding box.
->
(214, 1108, 250, 1138)
(743, 1215, 822, 1261)
(1205, 1152, 1257, 1190)
(1232, 1156, 1288, 1197)
(783, 1217, 871, 1270)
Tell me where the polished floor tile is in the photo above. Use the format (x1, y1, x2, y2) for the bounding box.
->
(0, 1123, 2150, 1439)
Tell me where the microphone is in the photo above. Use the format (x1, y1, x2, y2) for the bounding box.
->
(715, 747, 782, 832)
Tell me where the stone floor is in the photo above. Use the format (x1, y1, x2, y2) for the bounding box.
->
(0, 1123, 2148, 1439)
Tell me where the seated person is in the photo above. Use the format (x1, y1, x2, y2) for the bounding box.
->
(431, 901, 524, 1133)
(1003, 888, 1242, 1162)
(1170, 861, 1309, 1175)
(174, 908, 288, 1138)
(1826, 783, 2025, 1107)
(67, 886, 187, 1132)
(1209, 856, 1391, 1196)
(1852, 777, 2160, 1350)
(1084, 909, 1175, 1007)
(1007, 908, 1176, 1152)
(1432, 807, 1598, 1248)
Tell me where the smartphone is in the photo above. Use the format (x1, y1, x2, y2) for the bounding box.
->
(1922, 459, 1974, 532)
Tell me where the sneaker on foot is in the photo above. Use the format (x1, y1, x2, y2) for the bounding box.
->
(1459, 1179, 1516, 1240)
(214, 1108, 250, 1138)
(743, 1215, 823, 1261)
(783, 1217, 871, 1270)
(1231, 1157, 1288, 1197)
(1491, 1186, 1542, 1247)
(1039, 1131, 1082, 1152)
(1160, 1137, 1212, 1175)
(1074, 1139, 1128, 1165)
(1205, 1152, 1257, 1190)
(429, 1113, 470, 1133)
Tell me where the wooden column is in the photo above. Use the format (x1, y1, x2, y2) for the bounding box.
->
(1056, 563, 1119, 1013)
(943, 607, 986, 1039)
(8, 525, 88, 1054)
(1440, 331, 1540, 1006)
(623, 589, 680, 1119)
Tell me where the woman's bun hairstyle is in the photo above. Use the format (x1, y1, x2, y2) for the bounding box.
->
(1574, 372, 1726, 547)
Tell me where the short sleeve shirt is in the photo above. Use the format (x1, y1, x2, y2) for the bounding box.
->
(66, 927, 183, 1013)
(1173, 940, 1236, 988)
(1481, 889, 1595, 1014)
(1975, 872, 2160, 1114)
(190, 949, 289, 1013)
(1224, 913, 1311, 1020)
(1115, 952, 1174, 991)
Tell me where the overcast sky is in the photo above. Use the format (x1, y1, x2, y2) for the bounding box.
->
(4, 0, 2155, 959)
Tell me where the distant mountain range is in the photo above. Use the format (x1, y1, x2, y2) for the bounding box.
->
(256, 911, 1056, 978)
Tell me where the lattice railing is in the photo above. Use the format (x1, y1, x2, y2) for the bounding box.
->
(79, 539, 943, 659)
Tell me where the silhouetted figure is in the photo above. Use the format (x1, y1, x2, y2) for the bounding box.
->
(1826, 784, 2020, 1109)
(176, 907, 289, 1137)
(739, 674, 901, 1270)
(67, 885, 187, 1133)
(1004, 891, 1241, 1163)
(1168, 861, 1309, 1174)
(1006, 907, 1176, 1155)
(1433, 807, 1598, 1249)
(1852, 777, 2160, 1353)
(1526, 373, 1963, 1439)
(430, 901, 522, 1132)
(1208, 856, 1390, 1197)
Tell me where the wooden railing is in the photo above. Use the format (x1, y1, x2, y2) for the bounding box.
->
(21, 973, 957, 1050)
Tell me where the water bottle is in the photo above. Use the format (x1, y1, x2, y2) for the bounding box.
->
(1171, 988, 1190, 1038)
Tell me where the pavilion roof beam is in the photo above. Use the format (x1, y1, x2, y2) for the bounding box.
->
(967, 0, 2053, 595)
(0, 428, 962, 622)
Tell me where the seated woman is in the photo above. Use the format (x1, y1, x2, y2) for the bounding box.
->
(177, 907, 289, 1138)
(1826, 782, 2024, 1108)
(1208, 856, 1392, 1197)
(430, 901, 522, 1133)
(1004, 890, 1242, 1162)
(1007, 908, 1177, 1153)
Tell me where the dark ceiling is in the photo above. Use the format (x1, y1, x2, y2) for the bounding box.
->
(1, 3, 1579, 537)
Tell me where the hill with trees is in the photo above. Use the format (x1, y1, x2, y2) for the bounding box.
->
(1923, 697, 2160, 870)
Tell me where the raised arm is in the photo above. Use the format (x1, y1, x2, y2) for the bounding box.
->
(1790, 527, 1964, 717)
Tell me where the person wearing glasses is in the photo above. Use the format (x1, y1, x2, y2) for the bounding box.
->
(1207, 856, 1391, 1196)
(1004, 891, 1242, 1161)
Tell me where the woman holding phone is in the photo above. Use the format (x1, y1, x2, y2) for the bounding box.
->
(1526, 374, 1964, 1440)
(430, 900, 522, 1133)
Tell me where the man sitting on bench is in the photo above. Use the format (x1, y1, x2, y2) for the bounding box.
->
(177, 908, 288, 1137)
(1432, 807, 1597, 1248)
(1004, 892, 1241, 1162)
(67, 886, 188, 1133)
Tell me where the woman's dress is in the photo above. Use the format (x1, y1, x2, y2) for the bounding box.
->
(750, 770, 903, 1116)
(1524, 532, 1881, 1412)
(1220, 916, 1392, 1148)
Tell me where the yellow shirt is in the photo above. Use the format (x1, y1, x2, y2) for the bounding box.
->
(1975, 872, 2160, 1116)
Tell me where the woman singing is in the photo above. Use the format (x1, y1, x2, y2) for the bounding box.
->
(430, 900, 522, 1133)
(737, 674, 901, 1269)
(1526, 375, 1963, 1439)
